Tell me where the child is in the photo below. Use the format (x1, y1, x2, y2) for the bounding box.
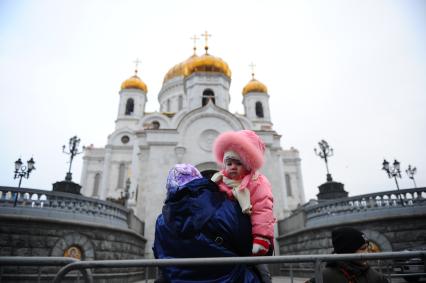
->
(212, 130, 276, 256)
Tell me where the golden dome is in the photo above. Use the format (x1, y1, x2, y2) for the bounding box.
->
(163, 55, 197, 82)
(163, 53, 231, 83)
(242, 78, 268, 95)
(121, 74, 148, 92)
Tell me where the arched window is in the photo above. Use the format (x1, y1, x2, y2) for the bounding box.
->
(255, 101, 264, 118)
(151, 121, 160, 129)
(93, 173, 101, 197)
(167, 99, 171, 112)
(178, 95, 183, 110)
(117, 163, 126, 189)
(202, 89, 215, 106)
(125, 98, 134, 115)
(285, 173, 293, 197)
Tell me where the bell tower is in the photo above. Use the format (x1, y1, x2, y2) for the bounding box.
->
(116, 59, 148, 130)
(242, 65, 272, 130)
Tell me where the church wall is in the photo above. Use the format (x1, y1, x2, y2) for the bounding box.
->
(135, 144, 177, 257)
(185, 74, 230, 110)
(81, 152, 105, 197)
(158, 79, 185, 113)
(261, 148, 287, 220)
(115, 117, 140, 131)
(181, 120, 226, 160)
(84, 171, 98, 197)
(282, 149, 305, 209)
(106, 149, 133, 200)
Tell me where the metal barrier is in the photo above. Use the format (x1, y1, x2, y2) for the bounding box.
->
(0, 256, 92, 283)
(53, 251, 425, 283)
(1, 251, 424, 283)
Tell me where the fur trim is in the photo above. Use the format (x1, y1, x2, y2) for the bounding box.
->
(213, 130, 265, 171)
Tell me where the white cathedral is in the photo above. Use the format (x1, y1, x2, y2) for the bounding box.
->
(80, 40, 305, 256)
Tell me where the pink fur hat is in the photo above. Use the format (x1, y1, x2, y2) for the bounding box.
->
(213, 130, 266, 171)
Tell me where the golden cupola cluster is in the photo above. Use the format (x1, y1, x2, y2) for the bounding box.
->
(121, 71, 148, 93)
(242, 76, 268, 95)
(163, 53, 232, 83)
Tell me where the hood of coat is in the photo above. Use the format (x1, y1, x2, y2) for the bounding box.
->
(213, 130, 266, 172)
(162, 178, 224, 237)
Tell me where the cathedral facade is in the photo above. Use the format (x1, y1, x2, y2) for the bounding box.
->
(80, 45, 305, 256)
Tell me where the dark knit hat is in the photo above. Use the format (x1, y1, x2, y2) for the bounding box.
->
(332, 227, 366, 254)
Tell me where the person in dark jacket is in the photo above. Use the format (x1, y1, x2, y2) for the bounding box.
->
(153, 164, 262, 283)
(306, 226, 389, 283)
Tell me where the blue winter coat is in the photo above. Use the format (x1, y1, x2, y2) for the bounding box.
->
(153, 178, 261, 283)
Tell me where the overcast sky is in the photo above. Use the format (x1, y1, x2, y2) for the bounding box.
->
(1, 0, 425, 201)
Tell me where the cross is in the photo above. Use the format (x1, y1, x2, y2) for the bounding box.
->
(249, 62, 256, 79)
(201, 30, 211, 54)
(190, 34, 199, 55)
(133, 58, 142, 75)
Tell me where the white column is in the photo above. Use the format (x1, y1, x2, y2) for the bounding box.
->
(80, 157, 89, 196)
(278, 155, 290, 216)
(295, 157, 305, 204)
(128, 142, 140, 207)
(100, 147, 112, 200)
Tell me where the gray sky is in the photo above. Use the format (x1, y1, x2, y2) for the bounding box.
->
(1, 0, 425, 201)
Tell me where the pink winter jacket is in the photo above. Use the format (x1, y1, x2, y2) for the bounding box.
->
(216, 170, 276, 241)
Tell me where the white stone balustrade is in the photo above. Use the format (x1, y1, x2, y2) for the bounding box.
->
(0, 186, 140, 232)
(304, 187, 426, 228)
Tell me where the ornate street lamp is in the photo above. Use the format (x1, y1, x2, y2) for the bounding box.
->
(382, 159, 402, 190)
(406, 165, 417, 188)
(314, 140, 334, 182)
(13, 157, 36, 207)
(62, 136, 84, 181)
(382, 159, 403, 205)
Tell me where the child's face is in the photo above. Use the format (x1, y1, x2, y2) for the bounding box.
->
(224, 158, 248, 180)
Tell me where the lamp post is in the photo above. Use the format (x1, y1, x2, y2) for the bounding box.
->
(62, 136, 84, 181)
(314, 140, 334, 182)
(382, 159, 403, 205)
(13, 157, 36, 207)
(406, 165, 417, 188)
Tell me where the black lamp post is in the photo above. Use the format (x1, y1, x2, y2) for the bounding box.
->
(406, 165, 417, 188)
(382, 159, 401, 190)
(382, 159, 404, 205)
(314, 140, 334, 182)
(62, 136, 84, 181)
(13, 157, 36, 207)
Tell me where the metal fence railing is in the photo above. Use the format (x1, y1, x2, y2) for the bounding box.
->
(0, 256, 91, 283)
(0, 251, 424, 283)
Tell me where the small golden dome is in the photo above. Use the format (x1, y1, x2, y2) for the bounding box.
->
(121, 74, 148, 92)
(242, 78, 268, 95)
(163, 53, 231, 83)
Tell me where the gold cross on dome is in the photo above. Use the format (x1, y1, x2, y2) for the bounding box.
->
(190, 34, 200, 54)
(133, 58, 142, 75)
(249, 62, 256, 79)
(201, 30, 212, 54)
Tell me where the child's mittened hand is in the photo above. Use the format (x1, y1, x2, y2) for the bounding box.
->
(252, 236, 270, 256)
